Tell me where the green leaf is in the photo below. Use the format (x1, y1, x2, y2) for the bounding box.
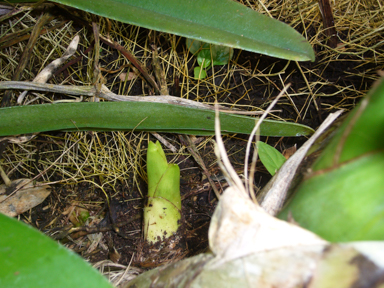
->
(194, 66, 207, 79)
(187, 39, 234, 66)
(0, 213, 113, 288)
(49, 0, 314, 61)
(0, 102, 314, 137)
(257, 141, 286, 176)
(312, 77, 384, 170)
(186, 39, 208, 56)
(197, 49, 212, 68)
(278, 77, 384, 242)
(211, 45, 234, 66)
(278, 151, 384, 242)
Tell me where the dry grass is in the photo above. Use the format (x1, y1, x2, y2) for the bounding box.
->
(0, 0, 383, 282)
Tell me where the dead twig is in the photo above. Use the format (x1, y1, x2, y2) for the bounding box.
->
(179, 135, 221, 200)
(318, 0, 338, 48)
(0, 81, 258, 114)
(99, 35, 160, 93)
(151, 33, 169, 95)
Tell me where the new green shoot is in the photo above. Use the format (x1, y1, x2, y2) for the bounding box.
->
(144, 141, 181, 243)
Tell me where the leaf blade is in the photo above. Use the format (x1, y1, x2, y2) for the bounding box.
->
(52, 0, 314, 61)
(0, 213, 113, 288)
(257, 141, 287, 176)
(0, 102, 314, 137)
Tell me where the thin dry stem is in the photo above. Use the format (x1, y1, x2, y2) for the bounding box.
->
(244, 84, 291, 201)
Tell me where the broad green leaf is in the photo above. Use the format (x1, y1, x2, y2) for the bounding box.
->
(278, 77, 384, 242)
(0, 102, 314, 137)
(49, 0, 314, 61)
(0, 213, 113, 288)
(279, 151, 384, 242)
(256, 141, 286, 176)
